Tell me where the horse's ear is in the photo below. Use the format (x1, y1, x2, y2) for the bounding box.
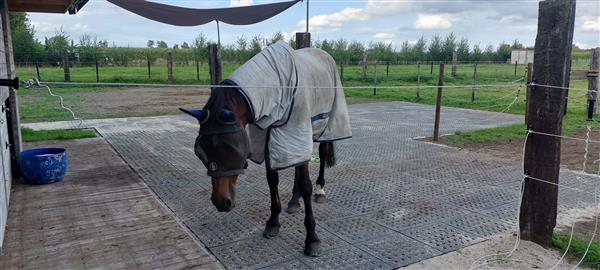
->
(179, 108, 209, 124)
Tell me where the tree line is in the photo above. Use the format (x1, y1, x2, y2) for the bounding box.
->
(10, 12, 587, 67)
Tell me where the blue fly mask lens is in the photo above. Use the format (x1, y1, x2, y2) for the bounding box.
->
(180, 108, 250, 177)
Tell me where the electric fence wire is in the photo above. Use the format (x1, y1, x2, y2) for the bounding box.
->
(22, 78, 84, 128)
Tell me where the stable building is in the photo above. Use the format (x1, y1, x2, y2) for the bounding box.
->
(0, 0, 88, 253)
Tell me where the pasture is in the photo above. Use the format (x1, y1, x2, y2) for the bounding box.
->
(16, 62, 592, 143)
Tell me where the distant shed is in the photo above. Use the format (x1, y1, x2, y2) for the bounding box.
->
(511, 48, 535, 64)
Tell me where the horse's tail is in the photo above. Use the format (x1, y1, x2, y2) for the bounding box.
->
(319, 142, 336, 167)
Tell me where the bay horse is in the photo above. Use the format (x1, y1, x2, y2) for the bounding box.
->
(181, 41, 351, 256)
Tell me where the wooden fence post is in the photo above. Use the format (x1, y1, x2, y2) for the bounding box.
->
(209, 44, 222, 87)
(362, 54, 368, 78)
(514, 61, 518, 76)
(587, 48, 599, 114)
(430, 61, 434, 74)
(433, 64, 445, 141)
(525, 63, 533, 124)
(167, 52, 174, 83)
(471, 63, 478, 102)
(295, 32, 311, 49)
(373, 62, 378, 96)
(147, 55, 151, 79)
(386, 61, 390, 78)
(196, 59, 200, 81)
(520, 0, 576, 247)
(417, 62, 421, 99)
(95, 59, 100, 82)
(35, 62, 40, 80)
(63, 52, 70, 82)
(451, 51, 458, 78)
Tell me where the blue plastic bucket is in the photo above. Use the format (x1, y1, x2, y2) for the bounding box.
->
(20, 148, 68, 184)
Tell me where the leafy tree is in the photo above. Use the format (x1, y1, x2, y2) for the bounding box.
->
(235, 35, 248, 62)
(483, 45, 495, 61)
(45, 28, 70, 65)
(347, 41, 365, 64)
(442, 32, 456, 61)
(428, 35, 443, 61)
(249, 35, 262, 57)
(333, 38, 348, 64)
(77, 34, 100, 63)
(269, 32, 285, 45)
(456, 38, 470, 62)
(496, 42, 512, 62)
(147, 40, 155, 48)
(193, 33, 208, 61)
(471, 44, 482, 61)
(10, 12, 42, 63)
(511, 39, 524, 49)
(157, 40, 168, 48)
(181, 42, 190, 49)
(412, 36, 427, 62)
(173, 44, 179, 49)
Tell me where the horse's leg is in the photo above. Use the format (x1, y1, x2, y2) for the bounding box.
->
(314, 142, 332, 203)
(296, 164, 320, 256)
(263, 168, 281, 238)
(285, 174, 302, 214)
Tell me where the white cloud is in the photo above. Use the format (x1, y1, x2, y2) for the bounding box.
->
(581, 17, 599, 33)
(298, 0, 412, 32)
(414, 14, 453, 30)
(374, 32, 394, 39)
(70, 23, 89, 32)
(298, 7, 368, 32)
(575, 42, 591, 49)
(230, 0, 253, 7)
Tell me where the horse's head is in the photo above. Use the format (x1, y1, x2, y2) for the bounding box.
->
(180, 107, 250, 212)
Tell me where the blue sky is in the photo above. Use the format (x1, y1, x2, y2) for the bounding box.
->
(28, 0, 599, 50)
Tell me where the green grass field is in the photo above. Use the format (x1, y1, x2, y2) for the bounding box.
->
(553, 232, 600, 269)
(22, 127, 97, 142)
(15, 62, 592, 142)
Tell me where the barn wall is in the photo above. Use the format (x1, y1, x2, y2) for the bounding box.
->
(0, 0, 15, 253)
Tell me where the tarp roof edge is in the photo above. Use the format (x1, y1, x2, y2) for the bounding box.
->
(107, 0, 302, 26)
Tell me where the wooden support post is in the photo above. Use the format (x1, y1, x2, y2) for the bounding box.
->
(430, 61, 433, 74)
(520, 0, 576, 248)
(451, 51, 458, 78)
(525, 63, 533, 124)
(196, 59, 200, 81)
(167, 52, 174, 83)
(95, 60, 99, 82)
(63, 52, 70, 82)
(295, 32, 311, 49)
(515, 61, 518, 76)
(417, 62, 421, 99)
(471, 63, 478, 102)
(35, 62, 41, 80)
(1, 0, 22, 178)
(433, 64, 445, 141)
(373, 62, 377, 96)
(209, 44, 222, 87)
(587, 48, 599, 114)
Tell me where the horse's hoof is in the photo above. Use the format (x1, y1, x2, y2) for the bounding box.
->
(286, 203, 301, 214)
(304, 241, 321, 257)
(313, 194, 327, 204)
(262, 225, 280, 239)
